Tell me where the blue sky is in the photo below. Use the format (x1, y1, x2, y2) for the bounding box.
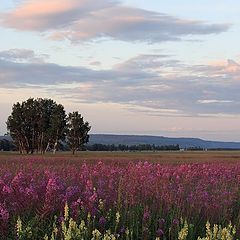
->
(0, 0, 240, 141)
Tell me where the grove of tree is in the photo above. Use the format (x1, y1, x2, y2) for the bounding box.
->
(6, 98, 91, 154)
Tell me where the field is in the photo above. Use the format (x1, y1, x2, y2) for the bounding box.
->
(1, 151, 240, 239)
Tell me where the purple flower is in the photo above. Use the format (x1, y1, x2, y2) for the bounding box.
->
(156, 228, 164, 237)
(173, 219, 179, 225)
(120, 226, 125, 234)
(2, 185, 12, 194)
(58, 216, 64, 223)
(0, 205, 9, 222)
(143, 208, 150, 222)
(158, 218, 165, 228)
(99, 216, 106, 226)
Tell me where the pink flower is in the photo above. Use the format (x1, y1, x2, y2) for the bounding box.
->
(0, 204, 9, 222)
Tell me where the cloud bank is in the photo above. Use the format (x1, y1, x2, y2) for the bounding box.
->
(0, 49, 239, 116)
(1, 0, 230, 43)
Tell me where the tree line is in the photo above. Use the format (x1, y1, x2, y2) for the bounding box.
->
(0, 139, 180, 152)
(86, 143, 180, 151)
(0, 139, 16, 151)
(6, 98, 91, 154)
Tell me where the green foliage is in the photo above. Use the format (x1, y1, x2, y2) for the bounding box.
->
(16, 216, 33, 240)
(66, 111, 91, 154)
(7, 98, 66, 154)
(13, 203, 239, 240)
(6, 98, 91, 154)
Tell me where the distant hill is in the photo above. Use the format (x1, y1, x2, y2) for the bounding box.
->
(1, 134, 240, 149)
(88, 134, 240, 149)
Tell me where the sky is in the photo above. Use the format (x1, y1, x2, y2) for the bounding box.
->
(0, 0, 240, 141)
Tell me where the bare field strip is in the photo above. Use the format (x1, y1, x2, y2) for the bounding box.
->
(1, 151, 240, 166)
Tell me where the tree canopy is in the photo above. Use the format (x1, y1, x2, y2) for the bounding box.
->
(6, 98, 91, 154)
(66, 111, 91, 154)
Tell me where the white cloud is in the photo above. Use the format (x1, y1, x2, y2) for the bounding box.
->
(198, 99, 233, 104)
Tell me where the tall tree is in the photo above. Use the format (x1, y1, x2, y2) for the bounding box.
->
(49, 104, 66, 154)
(66, 112, 91, 154)
(7, 98, 66, 154)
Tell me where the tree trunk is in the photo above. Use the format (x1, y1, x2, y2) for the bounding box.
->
(53, 139, 58, 154)
(40, 132, 44, 153)
(45, 141, 50, 153)
(24, 136, 30, 154)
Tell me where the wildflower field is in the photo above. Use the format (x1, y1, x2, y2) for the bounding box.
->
(1, 151, 240, 239)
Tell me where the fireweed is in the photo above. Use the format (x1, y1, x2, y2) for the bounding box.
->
(0, 158, 240, 239)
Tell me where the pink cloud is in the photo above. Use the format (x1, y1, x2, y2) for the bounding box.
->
(225, 59, 240, 73)
(2, 0, 113, 31)
(13, 0, 76, 15)
(3, 0, 76, 30)
(1, 0, 230, 42)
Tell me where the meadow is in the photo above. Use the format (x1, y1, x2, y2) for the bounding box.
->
(0, 151, 240, 239)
